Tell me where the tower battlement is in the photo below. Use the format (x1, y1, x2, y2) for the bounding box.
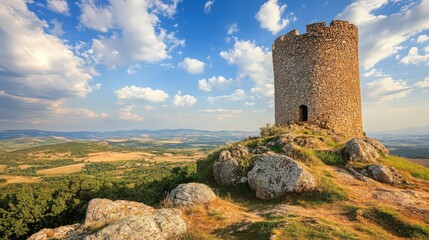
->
(272, 20, 363, 139)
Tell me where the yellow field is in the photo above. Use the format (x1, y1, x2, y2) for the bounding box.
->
(81, 152, 149, 162)
(0, 175, 41, 184)
(37, 163, 86, 176)
(0, 165, 6, 172)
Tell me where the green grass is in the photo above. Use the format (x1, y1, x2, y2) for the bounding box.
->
(383, 155, 429, 180)
(294, 171, 348, 206)
(343, 205, 429, 239)
(316, 150, 345, 166)
(278, 217, 360, 240)
(362, 207, 429, 238)
(215, 220, 283, 240)
(208, 210, 225, 220)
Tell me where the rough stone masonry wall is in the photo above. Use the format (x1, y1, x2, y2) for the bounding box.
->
(273, 20, 363, 139)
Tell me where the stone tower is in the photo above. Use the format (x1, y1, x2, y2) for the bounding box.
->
(272, 20, 363, 138)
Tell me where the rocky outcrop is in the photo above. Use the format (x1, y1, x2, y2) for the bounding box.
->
(364, 138, 389, 156)
(230, 144, 249, 158)
(84, 198, 155, 227)
(366, 164, 405, 184)
(27, 224, 86, 240)
(344, 138, 380, 163)
(247, 154, 318, 200)
(29, 199, 187, 240)
(213, 153, 243, 186)
(167, 182, 216, 207)
(84, 209, 186, 240)
(213, 147, 250, 186)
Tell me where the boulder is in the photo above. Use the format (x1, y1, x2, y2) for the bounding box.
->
(293, 136, 322, 149)
(84, 198, 155, 227)
(247, 154, 318, 200)
(344, 138, 380, 163)
(364, 138, 389, 156)
(281, 142, 302, 159)
(367, 164, 405, 184)
(27, 224, 86, 240)
(213, 151, 245, 186)
(218, 150, 231, 161)
(167, 182, 216, 207)
(251, 145, 269, 154)
(84, 209, 186, 240)
(230, 144, 249, 158)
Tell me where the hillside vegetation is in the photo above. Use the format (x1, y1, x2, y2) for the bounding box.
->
(1, 124, 429, 239)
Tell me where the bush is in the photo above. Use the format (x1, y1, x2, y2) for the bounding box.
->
(259, 123, 287, 138)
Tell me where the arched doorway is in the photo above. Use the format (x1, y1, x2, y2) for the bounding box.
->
(299, 105, 308, 122)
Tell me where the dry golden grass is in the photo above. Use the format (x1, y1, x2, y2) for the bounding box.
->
(81, 152, 148, 162)
(0, 165, 6, 172)
(0, 175, 41, 184)
(37, 163, 86, 176)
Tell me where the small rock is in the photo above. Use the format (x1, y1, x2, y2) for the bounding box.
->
(230, 144, 249, 158)
(247, 154, 318, 200)
(367, 164, 405, 184)
(344, 138, 380, 163)
(251, 145, 269, 154)
(239, 177, 248, 184)
(167, 182, 216, 207)
(293, 136, 321, 149)
(219, 150, 231, 161)
(277, 133, 295, 145)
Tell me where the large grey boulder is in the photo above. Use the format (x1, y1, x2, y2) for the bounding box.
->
(247, 154, 318, 200)
(213, 150, 245, 186)
(84, 198, 155, 227)
(168, 182, 216, 207)
(367, 164, 405, 184)
(344, 138, 380, 163)
(364, 138, 389, 156)
(84, 209, 187, 240)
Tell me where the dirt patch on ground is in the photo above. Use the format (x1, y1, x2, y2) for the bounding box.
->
(37, 163, 86, 176)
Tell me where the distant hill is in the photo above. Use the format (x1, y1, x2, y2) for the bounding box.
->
(0, 129, 257, 141)
(368, 126, 429, 159)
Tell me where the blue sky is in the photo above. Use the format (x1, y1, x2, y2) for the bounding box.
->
(0, 0, 428, 132)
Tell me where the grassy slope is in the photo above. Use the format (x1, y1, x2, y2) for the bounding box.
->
(177, 124, 429, 240)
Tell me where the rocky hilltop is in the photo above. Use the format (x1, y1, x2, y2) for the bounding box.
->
(29, 123, 429, 239)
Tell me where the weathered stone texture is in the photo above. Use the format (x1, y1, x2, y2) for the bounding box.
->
(273, 20, 363, 139)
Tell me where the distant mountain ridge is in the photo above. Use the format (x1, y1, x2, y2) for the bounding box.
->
(0, 129, 257, 141)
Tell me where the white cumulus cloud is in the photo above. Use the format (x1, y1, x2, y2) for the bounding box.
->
(365, 77, 412, 103)
(256, 0, 291, 35)
(415, 77, 429, 88)
(227, 23, 239, 35)
(400, 47, 429, 65)
(198, 76, 233, 91)
(79, 0, 184, 67)
(179, 58, 205, 74)
(172, 92, 197, 107)
(115, 85, 169, 102)
(417, 34, 429, 43)
(0, 0, 95, 100)
(47, 0, 69, 15)
(118, 106, 144, 121)
(204, 0, 215, 13)
(208, 89, 246, 102)
(337, 0, 429, 69)
(220, 40, 273, 97)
